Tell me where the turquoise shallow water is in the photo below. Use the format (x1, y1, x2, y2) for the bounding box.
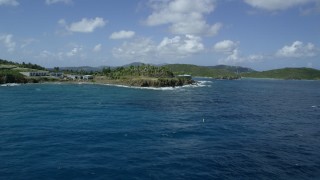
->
(1, 79, 320, 179)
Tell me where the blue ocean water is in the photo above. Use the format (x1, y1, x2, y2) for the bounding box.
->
(1, 79, 320, 179)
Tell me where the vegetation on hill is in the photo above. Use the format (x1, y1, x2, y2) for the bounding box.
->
(164, 64, 240, 79)
(0, 59, 45, 70)
(95, 64, 193, 87)
(2, 58, 320, 85)
(54, 66, 100, 74)
(0, 69, 27, 84)
(0, 58, 47, 84)
(100, 64, 174, 79)
(242, 68, 320, 80)
(208, 65, 255, 73)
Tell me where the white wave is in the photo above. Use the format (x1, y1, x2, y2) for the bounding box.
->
(186, 81, 212, 88)
(97, 80, 212, 90)
(1, 83, 21, 87)
(101, 83, 178, 91)
(198, 80, 213, 83)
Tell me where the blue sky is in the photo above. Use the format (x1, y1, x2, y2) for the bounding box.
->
(0, 0, 319, 70)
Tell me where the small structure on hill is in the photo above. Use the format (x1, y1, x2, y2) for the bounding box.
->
(177, 74, 192, 79)
(50, 72, 64, 78)
(83, 75, 93, 80)
(66, 74, 93, 80)
(20, 71, 49, 77)
(67, 75, 82, 80)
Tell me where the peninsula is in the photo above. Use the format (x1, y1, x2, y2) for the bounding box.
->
(2, 58, 320, 87)
(0, 59, 194, 87)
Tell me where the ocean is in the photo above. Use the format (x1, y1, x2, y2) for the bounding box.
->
(1, 79, 320, 179)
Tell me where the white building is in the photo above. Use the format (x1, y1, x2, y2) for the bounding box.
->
(20, 71, 49, 77)
(67, 75, 82, 80)
(83, 75, 93, 80)
(50, 72, 64, 77)
(177, 74, 192, 79)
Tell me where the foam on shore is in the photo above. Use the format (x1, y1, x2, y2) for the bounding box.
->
(0, 83, 21, 87)
(100, 80, 212, 90)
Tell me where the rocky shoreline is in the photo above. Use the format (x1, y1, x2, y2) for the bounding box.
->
(1, 76, 196, 88)
(93, 76, 195, 87)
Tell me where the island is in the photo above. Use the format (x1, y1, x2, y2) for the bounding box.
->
(2, 58, 320, 87)
(241, 67, 320, 80)
(0, 59, 194, 87)
(92, 65, 195, 87)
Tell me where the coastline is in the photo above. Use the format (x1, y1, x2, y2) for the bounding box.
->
(0, 76, 197, 89)
(87, 76, 195, 88)
(240, 77, 320, 81)
(0, 78, 214, 91)
(0, 80, 205, 91)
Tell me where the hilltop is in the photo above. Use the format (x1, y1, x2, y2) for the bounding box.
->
(164, 64, 320, 80)
(207, 65, 255, 73)
(0, 59, 45, 71)
(0, 59, 194, 87)
(242, 67, 320, 80)
(2, 58, 320, 85)
(95, 64, 194, 87)
(0, 59, 46, 84)
(164, 64, 247, 79)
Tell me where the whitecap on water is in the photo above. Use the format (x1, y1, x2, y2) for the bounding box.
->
(101, 81, 212, 91)
(102, 83, 178, 91)
(185, 81, 212, 88)
(0, 83, 21, 87)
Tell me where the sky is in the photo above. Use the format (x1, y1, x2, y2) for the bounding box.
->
(0, 0, 319, 70)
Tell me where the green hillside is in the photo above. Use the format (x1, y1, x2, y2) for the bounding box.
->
(0, 59, 46, 84)
(0, 59, 45, 70)
(242, 68, 320, 80)
(2, 57, 320, 83)
(164, 64, 240, 79)
(208, 65, 255, 73)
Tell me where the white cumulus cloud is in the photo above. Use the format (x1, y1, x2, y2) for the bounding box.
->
(214, 40, 265, 65)
(276, 41, 318, 58)
(66, 47, 83, 57)
(110, 30, 135, 39)
(213, 40, 239, 54)
(112, 35, 204, 62)
(247, 54, 264, 61)
(37, 45, 85, 60)
(38, 50, 56, 59)
(244, 0, 315, 11)
(112, 38, 156, 61)
(145, 0, 222, 36)
(45, 0, 72, 5)
(0, 34, 16, 52)
(157, 35, 204, 56)
(214, 40, 241, 64)
(0, 0, 19, 6)
(36, 46, 88, 67)
(223, 49, 242, 64)
(93, 44, 102, 52)
(65, 17, 107, 33)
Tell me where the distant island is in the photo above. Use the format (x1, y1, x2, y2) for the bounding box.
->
(164, 64, 253, 79)
(164, 64, 320, 80)
(241, 67, 320, 80)
(0, 59, 194, 87)
(1, 58, 320, 87)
